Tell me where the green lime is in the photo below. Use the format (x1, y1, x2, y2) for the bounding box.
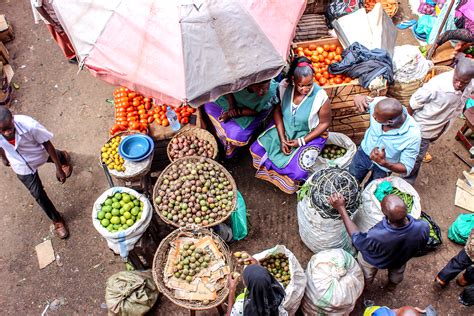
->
(97, 211, 105, 220)
(112, 197, 118, 203)
(140, 201, 144, 207)
(113, 224, 121, 230)
(102, 205, 112, 213)
(120, 216, 126, 224)
(131, 207, 139, 216)
(137, 212, 142, 220)
(111, 208, 120, 216)
(101, 218, 110, 227)
(133, 200, 140, 206)
(117, 227, 124, 231)
(107, 225, 114, 232)
(131, 215, 136, 221)
(123, 204, 132, 212)
(110, 216, 121, 225)
(130, 194, 136, 201)
(104, 198, 113, 206)
(112, 202, 121, 209)
(126, 219, 134, 226)
(122, 194, 131, 203)
(105, 213, 112, 220)
(114, 193, 122, 200)
(119, 200, 126, 207)
(121, 224, 129, 230)
(124, 211, 131, 219)
(119, 208, 125, 215)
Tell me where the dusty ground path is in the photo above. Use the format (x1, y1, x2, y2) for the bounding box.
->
(1, 1, 473, 315)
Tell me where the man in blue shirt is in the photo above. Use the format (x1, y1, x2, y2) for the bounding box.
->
(329, 192, 429, 289)
(349, 96, 421, 184)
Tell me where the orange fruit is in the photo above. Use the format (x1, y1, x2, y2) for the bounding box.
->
(309, 44, 317, 51)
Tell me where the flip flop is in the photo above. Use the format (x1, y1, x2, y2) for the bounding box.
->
(397, 20, 417, 30)
(61, 151, 73, 178)
(423, 152, 433, 163)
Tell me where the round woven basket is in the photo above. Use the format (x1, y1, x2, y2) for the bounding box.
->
(153, 156, 237, 228)
(365, 0, 398, 17)
(152, 227, 233, 311)
(99, 131, 153, 181)
(167, 126, 218, 162)
(423, 65, 453, 83)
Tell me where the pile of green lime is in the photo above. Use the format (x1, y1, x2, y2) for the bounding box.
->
(97, 192, 144, 233)
(321, 144, 347, 159)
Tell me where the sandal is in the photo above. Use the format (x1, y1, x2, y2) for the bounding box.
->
(423, 152, 433, 163)
(61, 151, 73, 178)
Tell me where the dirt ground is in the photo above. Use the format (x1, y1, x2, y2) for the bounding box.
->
(1, 1, 473, 315)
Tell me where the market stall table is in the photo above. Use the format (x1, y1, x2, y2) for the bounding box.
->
(456, 108, 474, 158)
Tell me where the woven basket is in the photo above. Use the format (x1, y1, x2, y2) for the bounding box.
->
(365, 0, 398, 17)
(423, 65, 453, 83)
(387, 79, 423, 107)
(152, 227, 233, 311)
(99, 131, 153, 181)
(167, 125, 218, 162)
(153, 156, 237, 228)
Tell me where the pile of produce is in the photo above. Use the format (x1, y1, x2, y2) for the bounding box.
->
(364, 0, 398, 17)
(171, 241, 211, 283)
(110, 87, 155, 135)
(101, 135, 125, 172)
(163, 234, 230, 303)
(463, 46, 473, 58)
(154, 104, 195, 127)
(294, 43, 352, 86)
(155, 157, 236, 227)
(169, 135, 214, 160)
(321, 145, 347, 160)
(97, 192, 144, 232)
(260, 253, 291, 288)
(390, 187, 414, 212)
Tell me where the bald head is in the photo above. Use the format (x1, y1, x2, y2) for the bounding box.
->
(381, 194, 407, 224)
(453, 55, 474, 91)
(374, 98, 403, 121)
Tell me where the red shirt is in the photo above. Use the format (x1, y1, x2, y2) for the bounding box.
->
(8, 139, 15, 146)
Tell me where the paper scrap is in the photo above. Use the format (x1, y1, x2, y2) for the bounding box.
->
(35, 240, 55, 269)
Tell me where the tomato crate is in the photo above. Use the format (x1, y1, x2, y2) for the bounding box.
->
(293, 38, 387, 144)
(304, 0, 330, 14)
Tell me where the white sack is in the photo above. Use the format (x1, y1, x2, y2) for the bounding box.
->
(353, 176, 421, 232)
(92, 187, 152, 257)
(312, 132, 357, 173)
(253, 245, 307, 316)
(302, 249, 364, 316)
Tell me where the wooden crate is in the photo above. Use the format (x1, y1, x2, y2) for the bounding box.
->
(0, 15, 14, 43)
(304, 0, 330, 14)
(293, 38, 387, 144)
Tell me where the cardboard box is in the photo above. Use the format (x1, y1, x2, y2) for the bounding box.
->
(294, 38, 387, 144)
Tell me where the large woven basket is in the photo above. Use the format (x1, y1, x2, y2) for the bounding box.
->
(153, 156, 237, 228)
(167, 125, 218, 162)
(423, 65, 453, 83)
(152, 227, 233, 311)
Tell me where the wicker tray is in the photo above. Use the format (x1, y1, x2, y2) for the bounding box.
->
(152, 227, 233, 311)
(167, 125, 218, 162)
(99, 131, 153, 181)
(153, 156, 237, 228)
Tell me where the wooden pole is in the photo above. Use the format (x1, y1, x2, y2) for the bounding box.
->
(426, 0, 456, 60)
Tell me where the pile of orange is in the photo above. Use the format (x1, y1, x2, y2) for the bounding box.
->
(294, 43, 352, 87)
(153, 104, 195, 127)
(110, 87, 155, 136)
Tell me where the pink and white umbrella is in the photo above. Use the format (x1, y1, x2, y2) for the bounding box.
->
(53, 0, 306, 107)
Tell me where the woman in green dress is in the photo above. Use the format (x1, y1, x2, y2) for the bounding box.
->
(250, 56, 331, 194)
(204, 80, 279, 158)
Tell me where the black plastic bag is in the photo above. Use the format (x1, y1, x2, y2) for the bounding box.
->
(415, 211, 443, 257)
(325, 0, 363, 28)
(459, 284, 474, 306)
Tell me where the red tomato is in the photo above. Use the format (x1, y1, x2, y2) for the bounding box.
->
(148, 116, 155, 123)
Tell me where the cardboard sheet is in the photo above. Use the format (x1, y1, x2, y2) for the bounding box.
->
(35, 240, 55, 269)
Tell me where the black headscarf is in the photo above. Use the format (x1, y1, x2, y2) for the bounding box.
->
(243, 264, 286, 316)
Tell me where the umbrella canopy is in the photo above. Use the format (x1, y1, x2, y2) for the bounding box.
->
(53, 0, 306, 107)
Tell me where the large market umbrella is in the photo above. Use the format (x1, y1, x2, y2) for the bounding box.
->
(53, 0, 306, 107)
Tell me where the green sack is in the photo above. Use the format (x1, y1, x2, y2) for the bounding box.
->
(448, 214, 474, 245)
(231, 191, 248, 241)
(105, 270, 158, 316)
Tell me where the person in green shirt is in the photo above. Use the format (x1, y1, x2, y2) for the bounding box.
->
(204, 80, 279, 158)
(250, 56, 331, 194)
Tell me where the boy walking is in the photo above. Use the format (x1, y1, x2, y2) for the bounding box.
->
(0, 107, 72, 238)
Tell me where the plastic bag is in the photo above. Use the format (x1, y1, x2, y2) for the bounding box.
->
(231, 191, 248, 241)
(416, 211, 443, 256)
(312, 132, 357, 173)
(353, 176, 421, 232)
(253, 245, 307, 316)
(105, 270, 158, 316)
(301, 249, 364, 315)
(415, 15, 435, 40)
(325, 0, 364, 28)
(448, 214, 474, 245)
(92, 187, 152, 258)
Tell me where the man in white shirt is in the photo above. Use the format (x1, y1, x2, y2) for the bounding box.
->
(404, 54, 474, 183)
(0, 107, 72, 238)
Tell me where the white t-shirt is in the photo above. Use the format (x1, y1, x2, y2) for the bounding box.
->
(0, 115, 53, 175)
